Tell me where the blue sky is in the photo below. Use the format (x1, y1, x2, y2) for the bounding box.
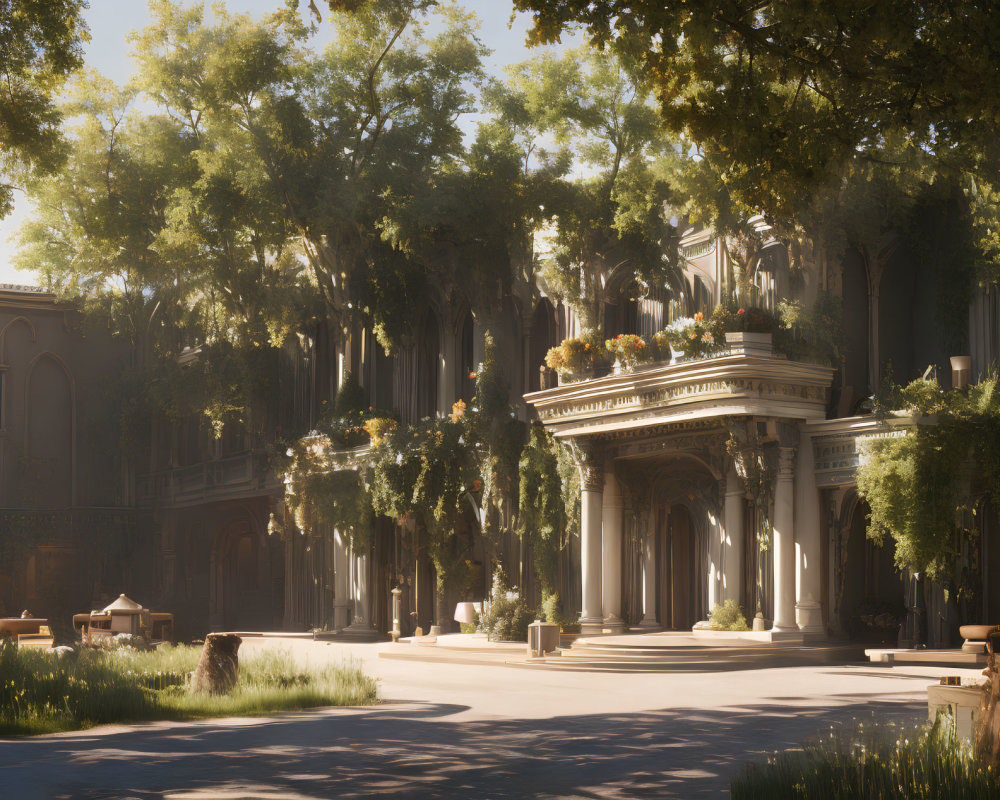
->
(0, 0, 580, 284)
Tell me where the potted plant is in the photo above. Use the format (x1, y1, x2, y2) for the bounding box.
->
(715, 304, 778, 356)
(544, 336, 597, 383)
(654, 312, 721, 361)
(604, 334, 650, 374)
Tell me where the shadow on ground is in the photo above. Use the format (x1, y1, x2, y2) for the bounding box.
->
(0, 698, 923, 799)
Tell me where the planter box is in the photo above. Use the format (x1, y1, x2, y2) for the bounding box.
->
(556, 368, 594, 385)
(725, 331, 773, 357)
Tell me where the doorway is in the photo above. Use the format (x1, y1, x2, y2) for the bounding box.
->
(657, 503, 698, 630)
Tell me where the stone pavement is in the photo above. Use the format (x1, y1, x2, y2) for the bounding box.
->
(0, 637, 975, 799)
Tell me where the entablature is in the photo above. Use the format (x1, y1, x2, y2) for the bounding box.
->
(524, 353, 834, 441)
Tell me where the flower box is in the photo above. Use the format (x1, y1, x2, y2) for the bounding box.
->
(556, 367, 594, 386)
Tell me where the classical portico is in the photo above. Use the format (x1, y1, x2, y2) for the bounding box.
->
(525, 338, 834, 639)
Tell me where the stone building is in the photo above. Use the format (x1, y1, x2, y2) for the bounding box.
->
(4, 210, 999, 645)
(0, 285, 143, 626)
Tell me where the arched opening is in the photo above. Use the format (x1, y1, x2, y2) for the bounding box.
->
(647, 458, 712, 630)
(690, 275, 713, 318)
(840, 498, 904, 643)
(841, 248, 870, 412)
(528, 299, 557, 392)
(604, 283, 640, 339)
(25, 354, 74, 507)
(211, 515, 269, 631)
(656, 503, 700, 629)
(415, 310, 440, 420)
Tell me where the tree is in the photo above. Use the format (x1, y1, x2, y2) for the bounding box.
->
(493, 47, 683, 335)
(0, 0, 89, 216)
(512, 1, 1000, 224)
(151, 0, 489, 352)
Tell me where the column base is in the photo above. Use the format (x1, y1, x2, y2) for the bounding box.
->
(580, 617, 605, 635)
(634, 617, 660, 630)
(603, 615, 625, 634)
(795, 601, 825, 636)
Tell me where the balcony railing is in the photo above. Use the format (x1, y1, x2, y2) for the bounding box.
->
(137, 450, 279, 507)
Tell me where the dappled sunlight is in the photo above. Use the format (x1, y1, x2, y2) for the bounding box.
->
(0, 698, 924, 798)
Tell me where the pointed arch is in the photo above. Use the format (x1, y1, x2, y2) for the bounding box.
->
(0, 316, 36, 363)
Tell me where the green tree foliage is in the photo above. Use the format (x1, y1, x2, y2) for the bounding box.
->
(494, 47, 682, 335)
(513, 1, 1000, 221)
(0, 0, 88, 216)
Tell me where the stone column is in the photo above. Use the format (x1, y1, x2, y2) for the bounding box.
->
(637, 520, 659, 629)
(772, 444, 798, 633)
(795, 429, 825, 635)
(578, 446, 604, 635)
(706, 493, 721, 613)
(346, 545, 374, 633)
(438, 321, 456, 417)
(601, 470, 624, 633)
(332, 527, 351, 630)
(722, 466, 744, 605)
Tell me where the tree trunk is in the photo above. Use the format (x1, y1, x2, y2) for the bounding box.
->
(190, 633, 242, 695)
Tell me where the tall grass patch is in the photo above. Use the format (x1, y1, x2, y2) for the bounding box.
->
(0, 641, 377, 736)
(731, 716, 1000, 799)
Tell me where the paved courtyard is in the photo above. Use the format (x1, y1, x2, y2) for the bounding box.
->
(0, 638, 971, 799)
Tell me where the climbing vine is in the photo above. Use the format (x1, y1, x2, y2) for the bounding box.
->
(857, 374, 1000, 581)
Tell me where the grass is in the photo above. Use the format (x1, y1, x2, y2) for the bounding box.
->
(731, 716, 1000, 799)
(0, 640, 378, 736)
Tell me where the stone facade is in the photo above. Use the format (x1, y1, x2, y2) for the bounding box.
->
(4, 215, 1000, 645)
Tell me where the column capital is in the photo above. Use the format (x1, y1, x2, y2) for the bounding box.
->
(581, 461, 604, 492)
(571, 439, 605, 491)
(777, 444, 796, 475)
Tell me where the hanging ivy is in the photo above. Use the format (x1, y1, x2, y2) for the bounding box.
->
(278, 436, 374, 548)
(857, 374, 1000, 581)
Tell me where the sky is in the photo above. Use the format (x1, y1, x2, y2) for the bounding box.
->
(0, 0, 581, 285)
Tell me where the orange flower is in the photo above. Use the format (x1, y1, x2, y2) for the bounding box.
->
(469, 372, 476, 379)
(694, 311, 703, 321)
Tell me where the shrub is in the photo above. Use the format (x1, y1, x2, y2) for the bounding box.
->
(731, 717, 995, 799)
(541, 591, 576, 630)
(362, 417, 397, 444)
(481, 568, 534, 642)
(708, 599, 750, 631)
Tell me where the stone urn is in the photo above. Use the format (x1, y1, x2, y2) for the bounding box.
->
(960, 624, 999, 654)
